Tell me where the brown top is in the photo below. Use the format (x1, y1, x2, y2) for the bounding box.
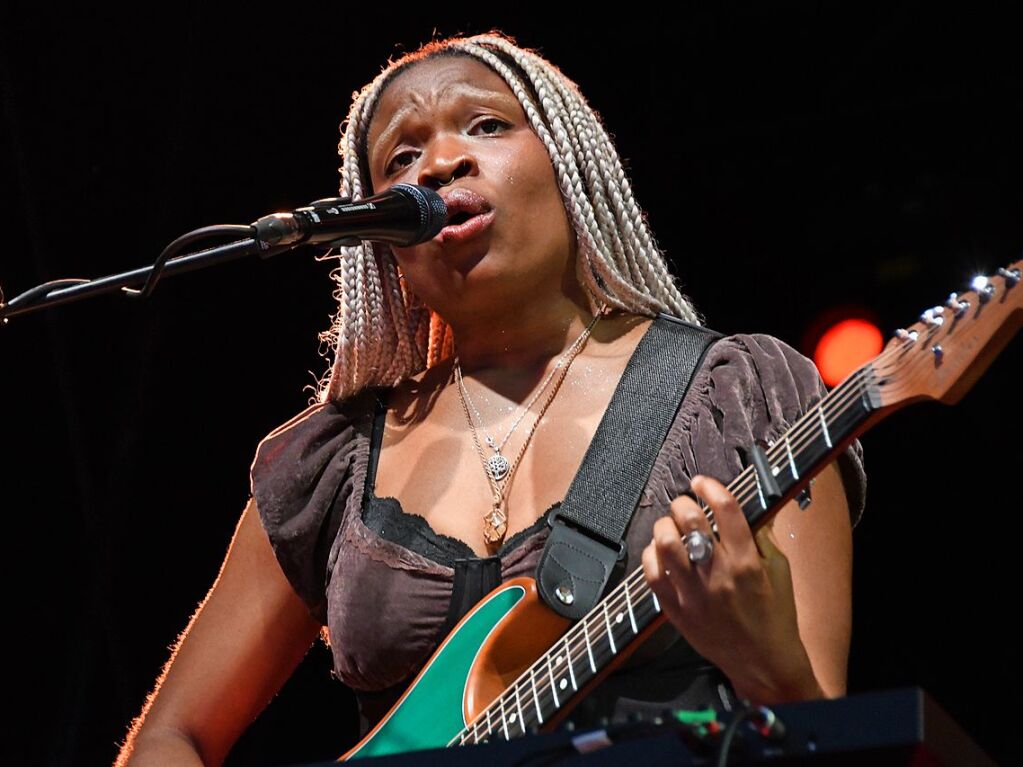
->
(249, 332, 867, 731)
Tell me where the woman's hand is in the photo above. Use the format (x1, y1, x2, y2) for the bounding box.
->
(640, 472, 843, 704)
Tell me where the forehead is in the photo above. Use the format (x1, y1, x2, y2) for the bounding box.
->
(366, 56, 519, 154)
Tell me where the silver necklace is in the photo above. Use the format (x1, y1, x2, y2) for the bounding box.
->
(454, 312, 601, 484)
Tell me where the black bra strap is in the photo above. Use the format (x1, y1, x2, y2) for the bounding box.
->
(365, 390, 389, 491)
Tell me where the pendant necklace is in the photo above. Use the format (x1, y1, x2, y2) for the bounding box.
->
(453, 312, 601, 544)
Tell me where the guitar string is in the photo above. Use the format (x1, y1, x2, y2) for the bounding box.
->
(453, 362, 878, 746)
(454, 347, 897, 745)
(452, 361, 879, 745)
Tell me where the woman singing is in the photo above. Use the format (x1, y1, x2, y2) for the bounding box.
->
(117, 30, 866, 766)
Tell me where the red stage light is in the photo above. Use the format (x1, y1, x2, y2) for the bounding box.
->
(813, 318, 884, 387)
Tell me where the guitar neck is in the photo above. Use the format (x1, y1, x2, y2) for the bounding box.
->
(453, 364, 881, 745)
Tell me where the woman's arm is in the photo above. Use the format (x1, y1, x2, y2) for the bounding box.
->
(767, 458, 853, 699)
(641, 458, 853, 704)
(115, 497, 324, 767)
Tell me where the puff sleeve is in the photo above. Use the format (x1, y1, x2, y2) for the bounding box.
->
(248, 392, 375, 625)
(670, 333, 867, 526)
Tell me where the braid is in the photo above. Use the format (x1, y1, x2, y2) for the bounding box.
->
(313, 31, 702, 404)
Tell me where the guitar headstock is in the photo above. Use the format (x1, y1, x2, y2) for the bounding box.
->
(870, 259, 1021, 410)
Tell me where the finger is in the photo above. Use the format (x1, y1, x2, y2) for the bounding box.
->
(651, 515, 692, 577)
(690, 474, 757, 559)
(753, 519, 790, 574)
(668, 494, 720, 577)
(641, 539, 684, 626)
(668, 493, 715, 540)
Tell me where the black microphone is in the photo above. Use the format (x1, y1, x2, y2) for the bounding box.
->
(252, 183, 447, 250)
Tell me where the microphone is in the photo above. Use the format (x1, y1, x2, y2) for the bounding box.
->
(252, 183, 447, 250)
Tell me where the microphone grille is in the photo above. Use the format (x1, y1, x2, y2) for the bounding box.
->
(393, 183, 447, 244)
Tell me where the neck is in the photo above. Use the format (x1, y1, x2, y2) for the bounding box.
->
(449, 294, 599, 373)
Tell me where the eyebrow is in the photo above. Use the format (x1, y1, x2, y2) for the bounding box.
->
(369, 87, 520, 169)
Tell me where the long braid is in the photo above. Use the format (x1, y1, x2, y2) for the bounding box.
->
(313, 32, 702, 404)
(477, 37, 686, 316)
(450, 40, 658, 315)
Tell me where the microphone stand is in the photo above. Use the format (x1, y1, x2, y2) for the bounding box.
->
(0, 198, 352, 324)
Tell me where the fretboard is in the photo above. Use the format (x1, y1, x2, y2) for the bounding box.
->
(452, 363, 879, 746)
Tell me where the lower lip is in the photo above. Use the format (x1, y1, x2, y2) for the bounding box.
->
(435, 209, 496, 244)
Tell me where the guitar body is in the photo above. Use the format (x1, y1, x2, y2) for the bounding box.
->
(340, 577, 571, 760)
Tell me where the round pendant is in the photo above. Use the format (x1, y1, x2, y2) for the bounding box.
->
(486, 453, 510, 482)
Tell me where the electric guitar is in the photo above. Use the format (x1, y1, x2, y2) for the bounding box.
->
(339, 260, 1022, 761)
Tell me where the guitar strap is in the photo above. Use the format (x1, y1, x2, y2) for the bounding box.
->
(536, 313, 722, 619)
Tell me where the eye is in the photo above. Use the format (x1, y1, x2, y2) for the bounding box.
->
(385, 149, 418, 176)
(472, 117, 510, 135)
(383, 117, 510, 176)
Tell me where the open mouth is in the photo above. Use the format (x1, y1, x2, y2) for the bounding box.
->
(435, 208, 496, 244)
(434, 188, 494, 244)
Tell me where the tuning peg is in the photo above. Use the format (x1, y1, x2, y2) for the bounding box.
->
(895, 328, 919, 342)
(971, 275, 996, 303)
(997, 267, 1020, 286)
(920, 307, 945, 327)
(946, 293, 970, 317)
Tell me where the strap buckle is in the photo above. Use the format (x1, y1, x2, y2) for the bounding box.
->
(538, 511, 626, 620)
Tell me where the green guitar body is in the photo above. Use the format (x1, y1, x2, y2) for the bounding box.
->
(342, 583, 526, 760)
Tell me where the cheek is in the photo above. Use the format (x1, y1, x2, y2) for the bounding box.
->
(505, 141, 572, 236)
(518, 141, 560, 198)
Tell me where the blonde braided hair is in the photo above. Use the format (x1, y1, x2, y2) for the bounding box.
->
(312, 31, 702, 404)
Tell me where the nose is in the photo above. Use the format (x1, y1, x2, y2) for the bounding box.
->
(417, 135, 477, 190)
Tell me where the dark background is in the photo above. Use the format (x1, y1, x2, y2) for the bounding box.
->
(2, 3, 1019, 765)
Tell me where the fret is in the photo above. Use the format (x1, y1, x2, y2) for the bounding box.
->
(602, 600, 617, 655)
(582, 617, 597, 672)
(818, 402, 832, 448)
(529, 666, 544, 724)
(754, 464, 767, 509)
(624, 579, 638, 634)
(784, 434, 798, 480)
(546, 652, 560, 709)
(472, 716, 482, 744)
(514, 681, 526, 735)
(563, 637, 578, 691)
(498, 693, 510, 741)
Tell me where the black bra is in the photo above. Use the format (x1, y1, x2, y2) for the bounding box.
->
(360, 388, 560, 569)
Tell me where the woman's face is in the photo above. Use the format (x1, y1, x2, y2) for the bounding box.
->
(365, 55, 580, 322)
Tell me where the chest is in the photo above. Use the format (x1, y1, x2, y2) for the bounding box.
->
(371, 357, 625, 557)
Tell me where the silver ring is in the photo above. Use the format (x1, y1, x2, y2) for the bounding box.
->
(682, 529, 714, 565)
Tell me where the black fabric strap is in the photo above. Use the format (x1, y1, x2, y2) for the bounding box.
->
(537, 314, 722, 619)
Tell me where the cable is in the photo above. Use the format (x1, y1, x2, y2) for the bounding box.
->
(123, 224, 254, 299)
